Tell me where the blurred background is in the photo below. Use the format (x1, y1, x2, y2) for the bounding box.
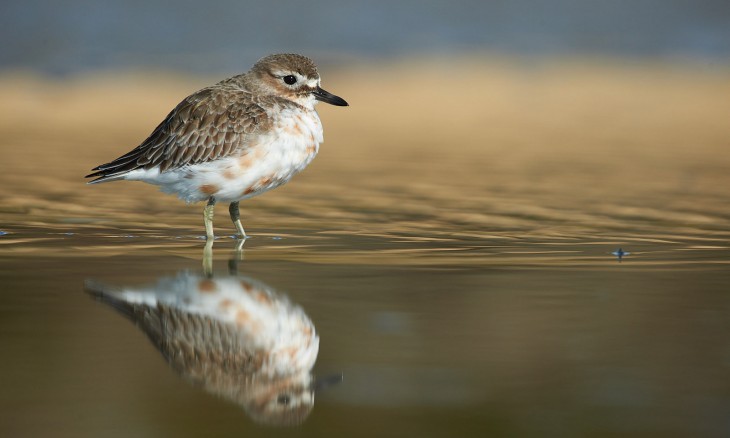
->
(2, 2, 730, 438)
(1, 0, 729, 233)
(2, 0, 730, 75)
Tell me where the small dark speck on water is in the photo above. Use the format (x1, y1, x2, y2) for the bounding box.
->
(612, 248, 630, 262)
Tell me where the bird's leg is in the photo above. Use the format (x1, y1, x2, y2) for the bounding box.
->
(234, 238, 246, 256)
(229, 201, 247, 239)
(204, 196, 216, 240)
(203, 239, 214, 277)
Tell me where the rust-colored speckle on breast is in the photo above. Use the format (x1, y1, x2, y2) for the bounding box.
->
(238, 145, 265, 169)
(240, 280, 253, 292)
(287, 346, 298, 359)
(306, 144, 317, 155)
(242, 175, 274, 197)
(219, 298, 233, 310)
(239, 153, 254, 169)
(222, 167, 238, 180)
(285, 122, 303, 136)
(254, 291, 272, 305)
(200, 184, 219, 195)
(198, 279, 217, 293)
(236, 309, 251, 325)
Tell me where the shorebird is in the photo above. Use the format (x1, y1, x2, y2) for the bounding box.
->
(86, 53, 348, 239)
(86, 271, 322, 425)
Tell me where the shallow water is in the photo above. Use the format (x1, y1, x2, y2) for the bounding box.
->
(1, 61, 730, 436)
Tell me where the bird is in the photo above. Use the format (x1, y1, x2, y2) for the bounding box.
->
(86, 53, 348, 240)
(86, 271, 322, 426)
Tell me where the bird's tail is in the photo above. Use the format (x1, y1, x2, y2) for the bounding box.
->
(86, 145, 148, 184)
(84, 280, 136, 320)
(85, 171, 129, 184)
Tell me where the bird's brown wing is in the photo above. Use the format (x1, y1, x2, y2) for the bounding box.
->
(86, 86, 273, 183)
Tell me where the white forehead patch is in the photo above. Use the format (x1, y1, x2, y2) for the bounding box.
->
(272, 70, 320, 84)
(273, 71, 306, 79)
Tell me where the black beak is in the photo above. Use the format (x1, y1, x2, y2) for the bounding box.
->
(311, 373, 344, 392)
(313, 86, 348, 106)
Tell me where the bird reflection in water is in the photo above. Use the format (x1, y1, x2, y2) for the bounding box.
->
(86, 245, 337, 426)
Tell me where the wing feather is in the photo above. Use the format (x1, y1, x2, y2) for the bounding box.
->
(86, 85, 273, 183)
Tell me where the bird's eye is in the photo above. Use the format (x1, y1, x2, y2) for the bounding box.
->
(283, 75, 297, 85)
(277, 394, 291, 405)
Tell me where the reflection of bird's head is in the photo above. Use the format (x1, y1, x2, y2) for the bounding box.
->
(244, 373, 316, 426)
(86, 271, 320, 427)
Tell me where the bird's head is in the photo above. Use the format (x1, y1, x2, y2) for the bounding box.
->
(250, 53, 348, 109)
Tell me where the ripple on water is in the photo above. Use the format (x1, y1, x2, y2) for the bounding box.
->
(0, 220, 727, 270)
